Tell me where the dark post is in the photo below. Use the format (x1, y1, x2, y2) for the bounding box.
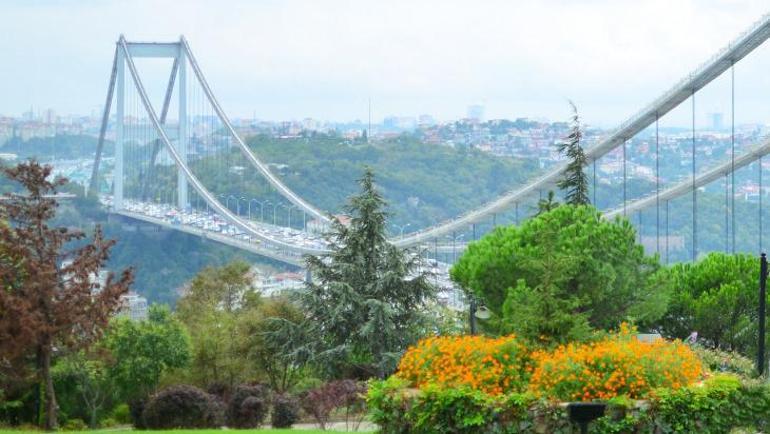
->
(469, 297, 477, 335)
(757, 253, 767, 375)
(568, 402, 606, 434)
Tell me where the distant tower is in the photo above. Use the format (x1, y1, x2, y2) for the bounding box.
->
(709, 112, 724, 131)
(368, 98, 371, 143)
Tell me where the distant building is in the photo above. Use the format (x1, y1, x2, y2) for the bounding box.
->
(418, 114, 435, 126)
(259, 271, 305, 297)
(709, 112, 724, 131)
(118, 292, 149, 321)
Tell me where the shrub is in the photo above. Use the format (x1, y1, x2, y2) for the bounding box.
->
(109, 403, 131, 424)
(99, 417, 118, 428)
(396, 334, 531, 395)
(227, 384, 269, 428)
(529, 326, 703, 401)
(692, 345, 756, 378)
(142, 385, 224, 429)
(301, 380, 367, 430)
(271, 394, 300, 428)
(128, 398, 146, 429)
(368, 375, 770, 434)
(62, 418, 87, 431)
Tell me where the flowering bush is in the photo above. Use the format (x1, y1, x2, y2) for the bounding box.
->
(396, 334, 531, 396)
(529, 326, 703, 401)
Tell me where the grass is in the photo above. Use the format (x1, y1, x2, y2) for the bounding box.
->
(0, 429, 374, 434)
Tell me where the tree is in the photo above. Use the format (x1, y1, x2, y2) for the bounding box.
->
(451, 205, 667, 342)
(176, 260, 258, 388)
(536, 190, 559, 215)
(295, 168, 436, 378)
(239, 297, 307, 393)
(53, 349, 111, 428)
(556, 101, 590, 205)
(656, 252, 768, 359)
(104, 304, 190, 402)
(0, 161, 132, 429)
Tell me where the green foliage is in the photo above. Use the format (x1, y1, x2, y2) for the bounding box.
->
(368, 374, 770, 433)
(52, 350, 112, 428)
(536, 190, 560, 216)
(240, 133, 538, 230)
(692, 345, 757, 378)
(656, 252, 769, 361)
(176, 261, 258, 388)
(368, 377, 531, 434)
(556, 101, 589, 206)
(239, 297, 308, 393)
(104, 304, 191, 402)
(60, 418, 87, 431)
(108, 403, 131, 424)
(451, 205, 666, 342)
(294, 169, 436, 378)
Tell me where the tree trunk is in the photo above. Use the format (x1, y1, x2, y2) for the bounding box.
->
(41, 345, 58, 431)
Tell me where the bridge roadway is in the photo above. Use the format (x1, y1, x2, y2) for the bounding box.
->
(109, 198, 460, 300)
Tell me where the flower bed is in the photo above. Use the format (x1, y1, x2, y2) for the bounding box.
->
(529, 328, 703, 401)
(368, 329, 770, 432)
(396, 334, 531, 396)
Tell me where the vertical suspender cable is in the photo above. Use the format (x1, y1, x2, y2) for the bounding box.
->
(666, 199, 669, 265)
(592, 159, 597, 206)
(732, 63, 736, 253)
(656, 114, 660, 255)
(726, 173, 729, 253)
(623, 140, 627, 217)
(515, 202, 519, 225)
(760, 156, 763, 253)
(692, 90, 697, 261)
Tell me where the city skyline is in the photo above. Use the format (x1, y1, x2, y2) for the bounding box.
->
(2, 1, 770, 127)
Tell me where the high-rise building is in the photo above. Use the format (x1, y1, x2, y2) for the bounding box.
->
(709, 112, 724, 131)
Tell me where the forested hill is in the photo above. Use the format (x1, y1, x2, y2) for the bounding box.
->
(245, 133, 539, 229)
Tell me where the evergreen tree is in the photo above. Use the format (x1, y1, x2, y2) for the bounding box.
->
(556, 101, 590, 205)
(536, 190, 559, 215)
(297, 168, 436, 378)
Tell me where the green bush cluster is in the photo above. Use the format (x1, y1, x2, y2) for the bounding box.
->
(368, 375, 770, 434)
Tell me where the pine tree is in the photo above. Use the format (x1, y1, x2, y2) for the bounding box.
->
(0, 161, 132, 429)
(298, 168, 436, 378)
(556, 101, 590, 205)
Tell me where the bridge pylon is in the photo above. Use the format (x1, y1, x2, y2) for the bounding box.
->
(90, 35, 189, 210)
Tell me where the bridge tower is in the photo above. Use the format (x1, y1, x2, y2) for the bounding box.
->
(90, 35, 189, 211)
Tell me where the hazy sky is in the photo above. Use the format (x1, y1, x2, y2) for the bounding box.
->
(2, 0, 770, 127)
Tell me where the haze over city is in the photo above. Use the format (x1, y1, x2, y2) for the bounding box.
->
(3, 0, 770, 126)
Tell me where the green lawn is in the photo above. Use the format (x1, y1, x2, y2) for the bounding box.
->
(0, 429, 374, 434)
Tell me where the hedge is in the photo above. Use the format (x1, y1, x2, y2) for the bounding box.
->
(367, 375, 770, 433)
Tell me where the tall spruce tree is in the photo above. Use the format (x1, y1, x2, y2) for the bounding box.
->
(556, 101, 590, 205)
(0, 161, 132, 429)
(298, 168, 436, 378)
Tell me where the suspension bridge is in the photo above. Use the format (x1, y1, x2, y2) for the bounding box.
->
(89, 14, 770, 302)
